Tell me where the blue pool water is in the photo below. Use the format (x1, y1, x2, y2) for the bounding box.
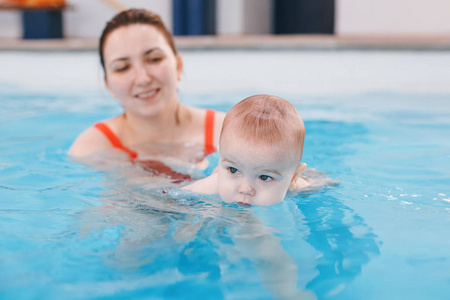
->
(1, 86, 450, 300)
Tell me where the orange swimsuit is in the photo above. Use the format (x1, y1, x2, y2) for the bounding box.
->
(93, 109, 216, 181)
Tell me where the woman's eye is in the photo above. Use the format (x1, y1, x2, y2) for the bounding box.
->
(148, 57, 162, 63)
(115, 66, 129, 72)
(228, 167, 238, 174)
(259, 175, 273, 181)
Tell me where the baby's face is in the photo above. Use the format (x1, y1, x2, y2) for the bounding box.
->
(217, 135, 300, 206)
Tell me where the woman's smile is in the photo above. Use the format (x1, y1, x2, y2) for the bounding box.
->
(134, 88, 160, 102)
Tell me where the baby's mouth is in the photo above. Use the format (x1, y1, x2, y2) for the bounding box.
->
(237, 202, 252, 207)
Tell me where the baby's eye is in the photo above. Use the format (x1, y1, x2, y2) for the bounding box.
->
(259, 175, 273, 182)
(228, 167, 239, 174)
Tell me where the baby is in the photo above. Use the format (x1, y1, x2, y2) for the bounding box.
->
(184, 94, 308, 206)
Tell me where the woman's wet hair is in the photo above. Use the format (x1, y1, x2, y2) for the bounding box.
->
(99, 8, 177, 71)
(221, 94, 305, 162)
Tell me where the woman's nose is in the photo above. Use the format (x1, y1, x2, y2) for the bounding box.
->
(135, 65, 152, 85)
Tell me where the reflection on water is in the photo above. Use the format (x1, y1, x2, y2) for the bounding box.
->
(297, 194, 380, 298)
(75, 175, 315, 299)
(69, 162, 379, 299)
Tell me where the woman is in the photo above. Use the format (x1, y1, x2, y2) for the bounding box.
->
(69, 9, 225, 177)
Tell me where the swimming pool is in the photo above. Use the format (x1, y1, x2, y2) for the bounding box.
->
(1, 50, 450, 299)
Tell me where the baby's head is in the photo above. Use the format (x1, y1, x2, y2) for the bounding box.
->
(218, 94, 306, 206)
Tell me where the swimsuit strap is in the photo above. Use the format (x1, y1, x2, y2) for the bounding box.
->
(94, 122, 138, 159)
(204, 109, 216, 156)
(94, 111, 215, 159)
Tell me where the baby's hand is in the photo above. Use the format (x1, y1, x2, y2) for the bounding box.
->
(290, 176, 310, 191)
(289, 163, 309, 191)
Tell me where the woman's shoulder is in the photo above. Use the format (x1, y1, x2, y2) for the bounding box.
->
(212, 110, 226, 127)
(68, 119, 116, 157)
(187, 107, 225, 127)
(208, 108, 226, 121)
(210, 110, 225, 144)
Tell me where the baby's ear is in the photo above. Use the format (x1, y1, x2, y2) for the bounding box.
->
(289, 163, 307, 191)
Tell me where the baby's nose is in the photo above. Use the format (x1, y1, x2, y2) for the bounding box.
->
(238, 183, 255, 196)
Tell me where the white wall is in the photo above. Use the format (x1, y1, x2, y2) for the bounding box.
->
(217, 0, 243, 35)
(2, 0, 450, 38)
(0, 11, 21, 38)
(64, 0, 172, 38)
(2, 51, 450, 96)
(0, 0, 172, 38)
(337, 0, 450, 36)
(217, 0, 271, 35)
(242, 0, 272, 35)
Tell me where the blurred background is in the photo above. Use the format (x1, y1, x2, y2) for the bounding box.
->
(1, 0, 450, 95)
(0, 0, 449, 41)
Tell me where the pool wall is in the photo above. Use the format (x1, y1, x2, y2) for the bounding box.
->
(1, 50, 450, 98)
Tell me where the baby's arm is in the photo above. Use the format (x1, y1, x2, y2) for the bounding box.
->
(292, 176, 310, 190)
(182, 172, 219, 195)
(289, 163, 310, 191)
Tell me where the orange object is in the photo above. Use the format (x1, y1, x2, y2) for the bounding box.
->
(93, 109, 216, 181)
(94, 110, 216, 159)
(138, 160, 192, 182)
(3, 0, 65, 8)
(93, 122, 192, 182)
(93, 122, 138, 159)
(204, 109, 215, 156)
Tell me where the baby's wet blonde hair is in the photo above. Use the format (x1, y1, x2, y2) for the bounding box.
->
(220, 94, 305, 163)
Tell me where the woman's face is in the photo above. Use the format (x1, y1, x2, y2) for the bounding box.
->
(103, 24, 182, 117)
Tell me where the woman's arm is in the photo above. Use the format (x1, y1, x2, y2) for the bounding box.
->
(69, 126, 113, 157)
